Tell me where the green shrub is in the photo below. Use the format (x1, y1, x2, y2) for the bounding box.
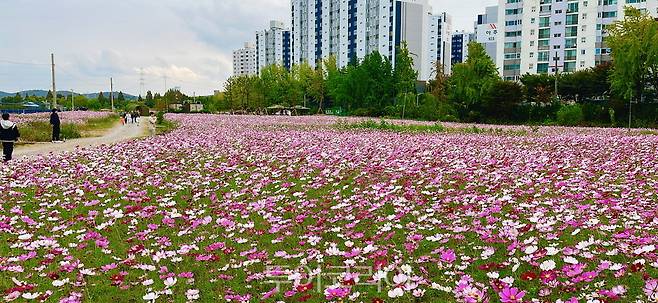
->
(61, 123, 82, 140)
(338, 120, 445, 133)
(19, 122, 81, 142)
(156, 111, 165, 124)
(557, 104, 584, 126)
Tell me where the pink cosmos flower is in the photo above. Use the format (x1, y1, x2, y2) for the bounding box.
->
(498, 287, 525, 303)
(441, 249, 457, 264)
(645, 279, 658, 298)
(324, 287, 350, 300)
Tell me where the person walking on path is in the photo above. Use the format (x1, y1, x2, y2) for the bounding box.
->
(125, 112, 132, 125)
(0, 113, 20, 162)
(148, 113, 157, 136)
(50, 109, 61, 142)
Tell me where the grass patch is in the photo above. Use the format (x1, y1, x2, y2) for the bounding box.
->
(18, 114, 118, 143)
(445, 125, 529, 136)
(77, 115, 120, 135)
(337, 119, 445, 133)
(156, 118, 178, 135)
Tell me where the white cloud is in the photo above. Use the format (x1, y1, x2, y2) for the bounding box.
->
(0, 0, 496, 95)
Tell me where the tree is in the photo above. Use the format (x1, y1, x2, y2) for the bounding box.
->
(394, 42, 418, 96)
(260, 64, 291, 106)
(449, 42, 499, 121)
(482, 80, 525, 121)
(521, 74, 555, 105)
(290, 62, 315, 107)
(118, 91, 125, 102)
(428, 62, 449, 102)
(98, 92, 106, 104)
(309, 63, 327, 113)
(143, 91, 154, 108)
(46, 90, 54, 101)
(607, 7, 658, 102)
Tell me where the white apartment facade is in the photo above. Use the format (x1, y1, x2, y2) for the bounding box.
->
(232, 42, 257, 76)
(291, 0, 447, 81)
(256, 20, 292, 74)
(496, 0, 658, 81)
(475, 5, 499, 63)
(427, 12, 453, 77)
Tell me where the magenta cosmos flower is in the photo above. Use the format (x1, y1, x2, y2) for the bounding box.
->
(498, 287, 525, 303)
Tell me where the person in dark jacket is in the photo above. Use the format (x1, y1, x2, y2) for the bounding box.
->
(50, 109, 61, 142)
(0, 113, 20, 162)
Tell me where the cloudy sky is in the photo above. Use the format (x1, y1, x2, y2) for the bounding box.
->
(0, 0, 496, 96)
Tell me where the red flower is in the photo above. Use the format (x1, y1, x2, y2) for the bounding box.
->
(46, 272, 60, 280)
(110, 273, 126, 286)
(490, 279, 507, 292)
(540, 270, 557, 283)
(296, 283, 313, 293)
(372, 298, 385, 303)
(521, 271, 538, 281)
(630, 263, 644, 272)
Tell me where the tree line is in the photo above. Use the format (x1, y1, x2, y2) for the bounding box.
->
(221, 7, 658, 127)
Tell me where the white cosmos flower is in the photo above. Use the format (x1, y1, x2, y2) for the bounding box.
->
(413, 289, 426, 297)
(143, 292, 158, 300)
(501, 277, 514, 285)
(388, 287, 404, 298)
(52, 278, 69, 287)
(22, 292, 40, 299)
(540, 260, 556, 271)
(186, 289, 200, 300)
(486, 272, 500, 279)
(546, 247, 560, 256)
(524, 245, 538, 255)
(564, 256, 579, 264)
(393, 273, 408, 284)
(400, 264, 412, 274)
(142, 279, 154, 286)
(164, 277, 177, 287)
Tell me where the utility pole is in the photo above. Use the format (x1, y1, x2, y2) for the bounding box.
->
(51, 53, 57, 109)
(71, 89, 75, 111)
(110, 77, 114, 112)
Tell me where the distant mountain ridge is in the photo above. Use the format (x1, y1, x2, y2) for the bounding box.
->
(0, 90, 138, 100)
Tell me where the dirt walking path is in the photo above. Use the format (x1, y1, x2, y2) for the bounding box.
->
(13, 122, 148, 159)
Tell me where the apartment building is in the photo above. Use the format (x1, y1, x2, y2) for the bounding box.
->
(291, 0, 447, 81)
(232, 42, 257, 76)
(496, 0, 658, 80)
(475, 5, 499, 63)
(256, 20, 292, 74)
(426, 12, 453, 77)
(452, 31, 475, 64)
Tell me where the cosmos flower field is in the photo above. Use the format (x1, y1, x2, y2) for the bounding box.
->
(1, 114, 657, 303)
(12, 111, 114, 125)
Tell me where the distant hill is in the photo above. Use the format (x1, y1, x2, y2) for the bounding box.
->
(82, 92, 138, 100)
(0, 90, 137, 100)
